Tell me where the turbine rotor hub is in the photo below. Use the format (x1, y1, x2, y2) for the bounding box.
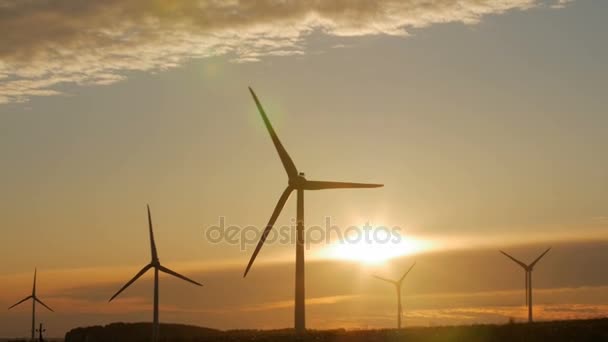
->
(289, 172, 307, 188)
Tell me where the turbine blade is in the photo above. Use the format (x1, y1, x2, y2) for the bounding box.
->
(373, 275, 397, 285)
(33, 268, 37, 296)
(158, 265, 202, 287)
(303, 180, 383, 190)
(34, 297, 54, 312)
(8, 296, 32, 310)
(499, 250, 527, 269)
(147, 205, 159, 262)
(108, 264, 152, 302)
(530, 247, 551, 268)
(399, 262, 416, 283)
(243, 186, 293, 277)
(248, 87, 298, 178)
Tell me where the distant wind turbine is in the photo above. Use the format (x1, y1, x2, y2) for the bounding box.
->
(243, 87, 383, 334)
(109, 205, 202, 342)
(500, 247, 551, 323)
(8, 269, 54, 341)
(373, 262, 416, 329)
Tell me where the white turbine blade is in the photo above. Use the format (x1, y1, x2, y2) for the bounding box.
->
(34, 297, 54, 312)
(248, 87, 298, 178)
(499, 250, 527, 269)
(108, 264, 152, 302)
(147, 205, 159, 262)
(8, 296, 32, 310)
(244, 186, 293, 277)
(373, 275, 397, 285)
(158, 265, 202, 287)
(530, 247, 551, 268)
(399, 262, 416, 283)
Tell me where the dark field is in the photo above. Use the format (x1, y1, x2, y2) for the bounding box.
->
(62, 318, 608, 342)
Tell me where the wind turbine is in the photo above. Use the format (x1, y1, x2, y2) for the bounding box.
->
(36, 323, 46, 342)
(109, 205, 202, 342)
(373, 262, 416, 329)
(8, 269, 54, 341)
(243, 87, 383, 334)
(500, 247, 551, 323)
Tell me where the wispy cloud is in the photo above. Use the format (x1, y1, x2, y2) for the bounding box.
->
(403, 304, 608, 325)
(0, 0, 573, 104)
(551, 0, 575, 9)
(238, 294, 361, 312)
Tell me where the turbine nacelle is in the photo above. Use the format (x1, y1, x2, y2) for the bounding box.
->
(289, 172, 307, 188)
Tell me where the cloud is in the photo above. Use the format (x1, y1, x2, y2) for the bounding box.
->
(0, 0, 574, 104)
(237, 294, 361, 312)
(404, 304, 608, 324)
(551, 0, 575, 9)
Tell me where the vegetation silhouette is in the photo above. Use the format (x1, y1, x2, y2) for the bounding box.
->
(64, 318, 608, 342)
(64, 323, 221, 342)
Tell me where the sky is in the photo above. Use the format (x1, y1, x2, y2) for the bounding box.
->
(1, 0, 608, 338)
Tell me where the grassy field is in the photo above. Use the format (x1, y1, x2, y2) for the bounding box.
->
(61, 318, 608, 342)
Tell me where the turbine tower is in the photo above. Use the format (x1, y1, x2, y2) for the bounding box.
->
(243, 87, 383, 334)
(109, 205, 202, 342)
(36, 323, 45, 342)
(500, 247, 551, 323)
(373, 262, 416, 329)
(8, 269, 54, 341)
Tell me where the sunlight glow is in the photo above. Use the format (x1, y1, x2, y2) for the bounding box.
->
(319, 236, 434, 265)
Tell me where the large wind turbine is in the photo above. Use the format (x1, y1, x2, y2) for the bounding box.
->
(243, 87, 383, 334)
(373, 262, 416, 329)
(500, 247, 551, 323)
(8, 269, 54, 341)
(109, 205, 202, 342)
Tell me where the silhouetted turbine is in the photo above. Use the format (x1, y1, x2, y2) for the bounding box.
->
(109, 205, 202, 342)
(500, 247, 551, 323)
(373, 262, 416, 329)
(8, 269, 54, 341)
(244, 87, 383, 334)
(36, 323, 46, 342)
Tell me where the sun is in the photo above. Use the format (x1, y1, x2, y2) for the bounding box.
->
(319, 236, 432, 265)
